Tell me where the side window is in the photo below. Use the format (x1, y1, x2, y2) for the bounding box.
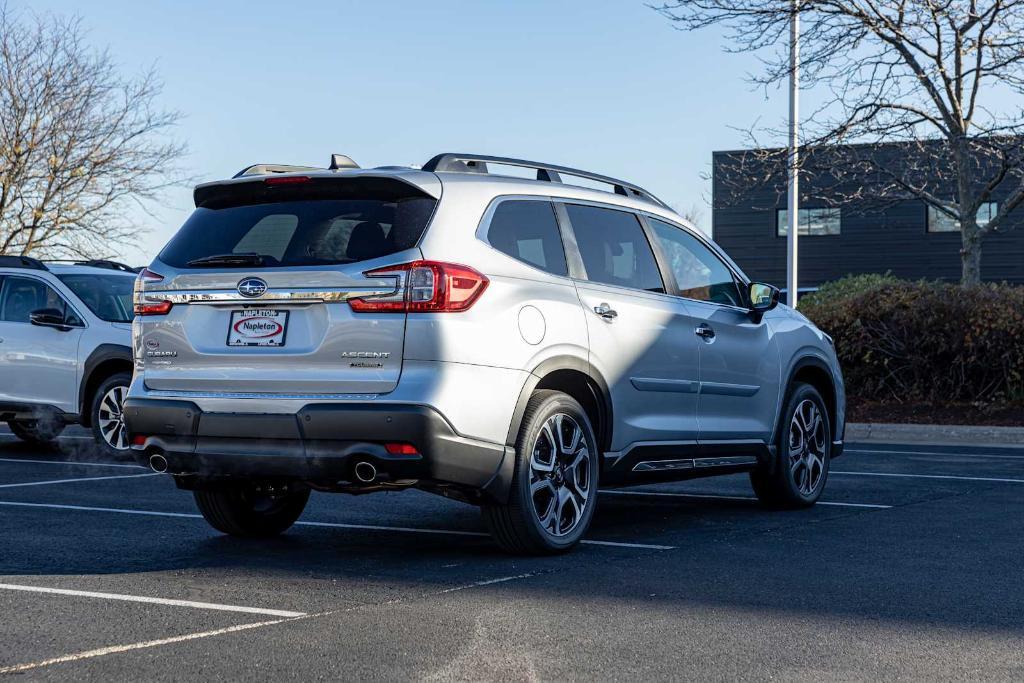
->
(564, 204, 664, 292)
(486, 200, 568, 276)
(0, 276, 81, 325)
(649, 218, 743, 307)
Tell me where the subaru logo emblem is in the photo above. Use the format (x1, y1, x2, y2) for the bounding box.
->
(237, 277, 267, 298)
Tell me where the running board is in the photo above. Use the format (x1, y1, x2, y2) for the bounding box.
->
(632, 455, 758, 473)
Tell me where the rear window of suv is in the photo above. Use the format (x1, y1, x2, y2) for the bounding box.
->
(160, 190, 437, 268)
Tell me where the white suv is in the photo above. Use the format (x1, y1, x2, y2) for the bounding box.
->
(127, 153, 845, 554)
(0, 257, 136, 456)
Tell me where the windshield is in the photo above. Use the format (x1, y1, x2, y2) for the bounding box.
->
(57, 274, 136, 323)
(158, 197, 437, 268)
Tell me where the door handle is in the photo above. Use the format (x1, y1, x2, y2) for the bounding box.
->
(593, 303, 618, 321)
(695, 324, 715, 341)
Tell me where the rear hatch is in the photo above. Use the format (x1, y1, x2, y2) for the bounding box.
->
(135, 174, 438, 395)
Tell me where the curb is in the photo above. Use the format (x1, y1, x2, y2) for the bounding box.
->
(846, 422, 1024, 447)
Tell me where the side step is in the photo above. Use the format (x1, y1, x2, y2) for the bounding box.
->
(632, 455, 758, 472)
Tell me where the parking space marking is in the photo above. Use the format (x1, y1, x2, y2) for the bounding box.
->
(601, 490, 893, 509)
(0, 501, 677, 550)
(846, 448, 1024, 460)
(0, 583, 306, 617)
(0, 456, 145, 469)
(832, 471, 1024, 483)
(0, 616, 301, 675)
(0, 473, 158, 489)
(0, 433, 95, 441)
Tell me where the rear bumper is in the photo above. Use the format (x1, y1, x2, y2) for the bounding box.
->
(123, 398, 514, 501)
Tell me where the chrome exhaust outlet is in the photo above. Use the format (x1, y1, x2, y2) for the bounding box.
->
(149, 453, 168, 474)
(353, 461, 377, 483)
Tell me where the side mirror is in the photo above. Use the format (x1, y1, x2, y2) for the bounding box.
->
(29, 308, 70, 330)
(748, 283, 780, 317)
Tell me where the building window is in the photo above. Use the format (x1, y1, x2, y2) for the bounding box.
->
(927, 202, 997, 233)
(776, 208, 841, 237)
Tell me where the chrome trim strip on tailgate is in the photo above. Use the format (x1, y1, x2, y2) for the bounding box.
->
(140, 286, 397, 305)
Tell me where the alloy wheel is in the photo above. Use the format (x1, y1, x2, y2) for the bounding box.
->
(97, 385, 129, 450)
(788, 399, 827, 495)
(529, 413, 591, 537)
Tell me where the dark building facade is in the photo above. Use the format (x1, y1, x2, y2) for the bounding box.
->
(711, 143, 1024, 289)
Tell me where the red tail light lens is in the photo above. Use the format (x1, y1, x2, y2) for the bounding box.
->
(134, 300, 173, 316)
(138, 268, 164, 283)
(349, 261, 488, 313)
(384, 442, 419, 456)
(265, 175, 310, 186)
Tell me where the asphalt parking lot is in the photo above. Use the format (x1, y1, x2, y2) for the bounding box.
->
(0, 426, 1022, 680)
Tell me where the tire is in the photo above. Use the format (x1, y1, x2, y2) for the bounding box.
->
(7, 416, 64, 445)
(90, 372, 132, 457)
(193, 483, 309, 537)
(750, 382, 831, 509)
(482, 390, 600, 555)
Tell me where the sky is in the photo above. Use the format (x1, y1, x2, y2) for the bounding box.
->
(17, 0, 791, 265)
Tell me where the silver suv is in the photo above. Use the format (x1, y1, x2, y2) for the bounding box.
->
(0, 257, 136, 456)
(125, 153, 845, 554)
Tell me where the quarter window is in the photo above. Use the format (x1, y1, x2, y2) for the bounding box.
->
(927, 202, 997, 233)
(776, 208, 841, 236)
(486, 200, 568, 276)
(649, 218, 743, 307)
(565, 204, 664, 292)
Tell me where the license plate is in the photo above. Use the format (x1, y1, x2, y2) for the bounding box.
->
(227, 309, 289, 347)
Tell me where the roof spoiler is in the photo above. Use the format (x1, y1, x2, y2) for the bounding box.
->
(422, 153, 670, 208)
(233, 154, 360, 179)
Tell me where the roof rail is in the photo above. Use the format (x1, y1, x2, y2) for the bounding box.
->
(234, 154, 361, 179)
(0, 255, 48, 271)
(42, 258, 139, 273)
(422, 153, 670, 208)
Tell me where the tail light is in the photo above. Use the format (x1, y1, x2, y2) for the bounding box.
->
(134, 300, 173, 316)
(384, 442, 419, 456)
(134, 268, 171, 315)
(349, 261, 488, 313)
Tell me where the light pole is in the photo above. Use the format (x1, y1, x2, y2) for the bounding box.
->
(787, 0, 800, 308)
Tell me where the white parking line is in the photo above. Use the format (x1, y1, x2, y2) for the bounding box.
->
(0, 500, 676, 550)
(0, 433, 95, 441)
(601, 489, 893, 509)
(0, 616, 301, 675)
(832, 471, 1024, 483)
(846, 448, 1024, 460)
(0, 456, 144, 469)
(0, 473, 158, 489)
(0, 583, 306, 617)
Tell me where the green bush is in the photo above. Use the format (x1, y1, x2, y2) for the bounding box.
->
(799, 275, 1024, 403)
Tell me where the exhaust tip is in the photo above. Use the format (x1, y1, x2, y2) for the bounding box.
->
(353, 461, 377, 484)
(149, 453, 168, 474)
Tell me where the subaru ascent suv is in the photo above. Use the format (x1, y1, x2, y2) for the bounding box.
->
(125, 153, 845, 554)
(0, 256, 137, 456)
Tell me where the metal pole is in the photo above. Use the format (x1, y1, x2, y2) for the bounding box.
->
(787, 0, 800, 308)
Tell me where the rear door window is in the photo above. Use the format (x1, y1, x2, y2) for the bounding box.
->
(564, 204, 664, 292)
(486, 200, 568, 276)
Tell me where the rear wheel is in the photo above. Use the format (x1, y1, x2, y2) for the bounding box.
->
(482, 390, 599, 555)
(193, 482, 310, 537)
(90, 372, 132, 457)
(7, 416, 64, 445)
(750, 382, 830, 508)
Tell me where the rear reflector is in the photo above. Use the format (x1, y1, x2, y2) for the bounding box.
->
(265, 175, 311, 186)
(131, 435, 147, 447)
(349, 261, 488, 313)
(134, 300, 173, 316)
(384, 442, 419, 456)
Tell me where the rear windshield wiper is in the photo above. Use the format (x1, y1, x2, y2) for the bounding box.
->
(186, 253, 266, 268)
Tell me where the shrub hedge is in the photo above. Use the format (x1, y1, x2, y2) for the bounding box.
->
(799, 275, 1024, 404)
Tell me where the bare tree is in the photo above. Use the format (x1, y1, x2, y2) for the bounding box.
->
(0, 5, 185, 259)
(656, 1, 1024, 286)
